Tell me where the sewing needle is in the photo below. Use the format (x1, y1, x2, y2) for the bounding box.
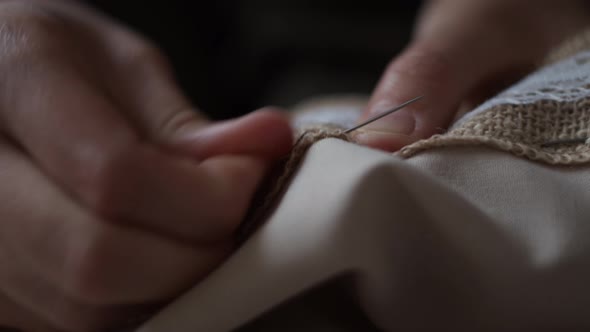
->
(343, 95, 423, 134)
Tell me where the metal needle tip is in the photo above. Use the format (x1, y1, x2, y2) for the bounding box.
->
(344, 95, 424, 134)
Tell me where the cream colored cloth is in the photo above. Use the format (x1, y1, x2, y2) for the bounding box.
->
(139, 31, 590, 332)
(140, 139, 590, 331)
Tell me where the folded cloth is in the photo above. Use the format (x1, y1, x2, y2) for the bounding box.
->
(139, 29, 590, 332)
(141, 138, 590, 331)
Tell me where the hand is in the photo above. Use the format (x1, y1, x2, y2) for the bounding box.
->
(356, 0, 590, 151)
(0, 1, 292, 331)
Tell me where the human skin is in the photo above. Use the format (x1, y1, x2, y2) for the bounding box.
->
(357, 0, 590, 151)
(0, 1, 292, 331)
(1, 0, 590, 331)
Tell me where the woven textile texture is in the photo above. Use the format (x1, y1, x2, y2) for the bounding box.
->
(401, 28, 590, 165)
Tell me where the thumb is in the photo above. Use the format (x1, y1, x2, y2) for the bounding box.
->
(356, 41, 475, 151)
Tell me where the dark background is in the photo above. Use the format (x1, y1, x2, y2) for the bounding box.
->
(88, 1, 420, 119)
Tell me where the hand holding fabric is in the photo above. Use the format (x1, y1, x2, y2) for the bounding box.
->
(357, 0, 590, 151)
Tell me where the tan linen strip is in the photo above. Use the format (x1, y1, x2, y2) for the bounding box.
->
(237, 126, 350, 241)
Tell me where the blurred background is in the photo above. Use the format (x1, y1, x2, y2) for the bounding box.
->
(88, 1, 421, 119)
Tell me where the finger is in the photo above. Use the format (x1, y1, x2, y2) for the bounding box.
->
(1, 63, 269, 242)
(0, 140, 228, 331)
(87, 145, 269, 242)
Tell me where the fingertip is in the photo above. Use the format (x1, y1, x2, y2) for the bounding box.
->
(172, 108, 293, 160)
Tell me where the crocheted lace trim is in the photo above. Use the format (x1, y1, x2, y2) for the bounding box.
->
(399, 99, 590, 164)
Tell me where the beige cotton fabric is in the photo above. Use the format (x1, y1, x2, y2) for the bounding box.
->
(139, 30, 590, 332)
(140, 139, 590, 332)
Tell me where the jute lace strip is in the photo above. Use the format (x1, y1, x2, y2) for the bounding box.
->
(399, 98, 590, 165)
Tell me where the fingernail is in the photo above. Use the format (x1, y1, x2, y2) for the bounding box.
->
(364, 104, 415, 135)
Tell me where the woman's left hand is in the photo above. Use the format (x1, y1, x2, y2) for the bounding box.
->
(356, 0, 590, 151)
